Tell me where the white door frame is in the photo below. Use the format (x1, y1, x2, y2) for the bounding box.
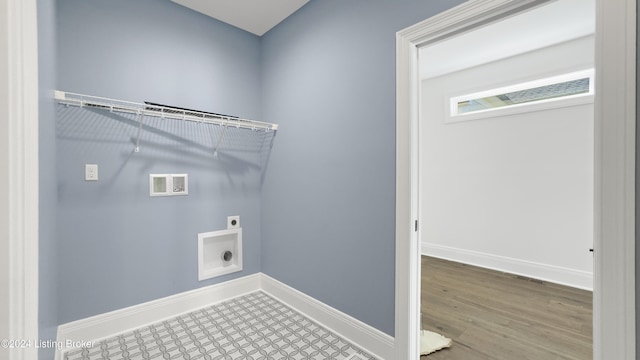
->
(395, 0, 636, 359)
(1, 0, 40, 359)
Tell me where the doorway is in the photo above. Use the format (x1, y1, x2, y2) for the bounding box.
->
(419, 0, 595, 290)
(418, 1, 594, 357)
(395, 0, 636, 359)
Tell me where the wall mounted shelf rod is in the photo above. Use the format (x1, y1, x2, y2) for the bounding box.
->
(54, 90, 279, 132)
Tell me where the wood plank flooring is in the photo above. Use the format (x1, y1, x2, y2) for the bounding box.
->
(420, 256, 592, 360)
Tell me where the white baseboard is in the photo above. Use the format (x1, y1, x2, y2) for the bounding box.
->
(56, 273, 394, 360)
(260, 274, 395, 360)
(422, 242, 593, 291)
(55, 273, 262, 360)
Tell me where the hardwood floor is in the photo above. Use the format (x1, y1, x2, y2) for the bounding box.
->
(420, 256, 592, 360)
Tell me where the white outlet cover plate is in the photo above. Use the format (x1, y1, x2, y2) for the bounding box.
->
(85, 164, 98, 181)
(227, 216, 240, 229)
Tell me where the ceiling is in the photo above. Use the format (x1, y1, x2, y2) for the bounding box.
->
(170, 0, 593, 68)
(171, 0, 309, 36)
(419, 0, 595, 79)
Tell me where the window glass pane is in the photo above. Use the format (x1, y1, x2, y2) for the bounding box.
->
(456, 77, 591, 115)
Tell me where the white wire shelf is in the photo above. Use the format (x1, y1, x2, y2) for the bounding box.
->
(54, 90, 278, 132)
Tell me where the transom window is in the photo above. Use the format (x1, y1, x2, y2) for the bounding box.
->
(449, 69, 594, 120)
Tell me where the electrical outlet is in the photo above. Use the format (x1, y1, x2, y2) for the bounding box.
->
(85, 164, 98, 181)
(227, 216, 240, 229)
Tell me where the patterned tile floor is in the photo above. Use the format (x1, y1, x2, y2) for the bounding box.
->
(63, 291, 376, 360)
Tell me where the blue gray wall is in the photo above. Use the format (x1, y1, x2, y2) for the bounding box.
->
(55, 0, 267, 323)
(38, 0, 58, 358)
(51, 0, 616, 346)
(260, 0, 466, 336)
(51, 0, 469, 337)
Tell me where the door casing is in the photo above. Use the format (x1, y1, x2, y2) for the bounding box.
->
(395, 0, 636, 359)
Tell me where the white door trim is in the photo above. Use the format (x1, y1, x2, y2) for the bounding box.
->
(1, 0, 40, 359)
(593, 0, 637, 358)
(395, 0, 636, 359)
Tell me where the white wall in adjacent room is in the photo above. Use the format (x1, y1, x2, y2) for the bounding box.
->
(420, 35, 594, 290)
